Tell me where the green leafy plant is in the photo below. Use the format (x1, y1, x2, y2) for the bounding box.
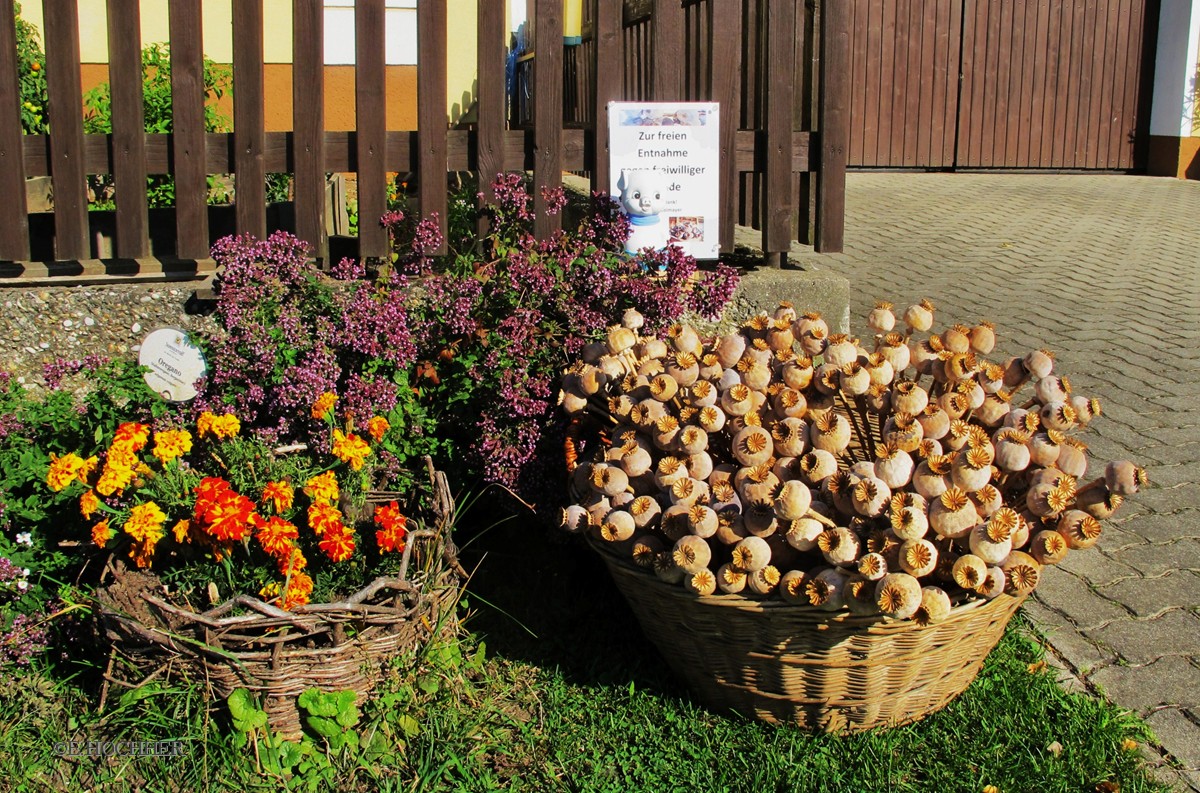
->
(12, 2, 48, 135)
(298, 688, 360, 751)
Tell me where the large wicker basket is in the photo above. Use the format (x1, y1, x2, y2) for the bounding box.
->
(592, 540, 1025, 732)
(96, 460, 462, 740)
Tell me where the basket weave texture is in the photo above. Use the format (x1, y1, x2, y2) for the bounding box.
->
(593, 541, 1025, 732)
(96, 460, 461, 740)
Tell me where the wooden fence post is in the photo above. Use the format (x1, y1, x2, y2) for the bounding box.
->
(763, 0, 797, 263)
(591, 0, 622, 196)
(43, 0, 89, 260)
(293, 0, 327, 261)
(107, 0, 149, 258)
(356, 0, 388, 257)
(476, 0, 505, 228)
(416, 0, 448, 254)
(651, 0, 683, 100)
(532, 0, 562, 239)
(0, 3, 30, 261)
(709, 0, 741, 256)
(233, 0, 266, 240)
(817, 0, 847, 253)
(168, 0, 208, 259)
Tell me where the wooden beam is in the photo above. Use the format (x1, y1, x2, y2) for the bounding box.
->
(0, 3, 30, 259)
(107, 0, 149, 258)
(533, 0, 563, 238)
(816, 0, 848, 253)
(293, 0, 326, 259)
(232, 0, 266, 239)
(416, 0, 448, 254)
(43, 0, 89, 259)
(168, 0, 209, 258)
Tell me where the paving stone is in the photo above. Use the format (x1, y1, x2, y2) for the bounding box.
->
(1126, 513, 1200, 544)
(1035, 567, 1131, 629)
(1088, 657, 1200, 715)
(1115, 539, 1200, 577)
(1135, 485, 1200, 514)
(1098, 571, 1200, 618)
(1057, 547, 1143, 586)
(1085, 610, 1200, 665)
(1146, 708, 1200, 771)
(1023, 599, 1116, 676)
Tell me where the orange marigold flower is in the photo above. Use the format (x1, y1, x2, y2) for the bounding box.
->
(319, 524, 356, 563)
(123, 502, 167, 544)
(311, 392, 338, 420)
(77, 455, 98, 484)
(152, 429, 193, 465)
(96, 445, 139, 496)
(92, 520, 113, 547)
(80, 489, 100, 519)
(307, 502, 344, 537)
(366, 416, 390, 443)
(46, 452, 86, 492)
(171, 519, 191, 544)
(277, 545, 307, 576)
(261, 480, 295, 514)
(194, 476, 232, 510)
(331, 429, 371, 471)
(203, 493, 255, 542)
(114, 422, 150, 451)
(281, 571, 314, 610)
(303, 471, 339, 505)
(255, 515, 300, 557)
(373, 502, 408, 553)
(129, 538, 158, 569)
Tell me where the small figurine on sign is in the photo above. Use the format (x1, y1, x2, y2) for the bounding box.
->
(617, 169, 670, 260)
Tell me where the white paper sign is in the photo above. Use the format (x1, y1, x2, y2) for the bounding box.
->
(139, 328, 207, 402)
(608, 101, 720, 260)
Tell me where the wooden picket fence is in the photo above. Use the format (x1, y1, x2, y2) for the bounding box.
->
(0, 0, 846, 278)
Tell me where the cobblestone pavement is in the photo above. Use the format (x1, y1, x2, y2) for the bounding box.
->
(789, 172, 1200, 790)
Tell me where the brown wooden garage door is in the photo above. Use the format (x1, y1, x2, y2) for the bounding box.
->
(848, 0, 1155, 170)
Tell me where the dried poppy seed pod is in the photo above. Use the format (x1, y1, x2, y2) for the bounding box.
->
(1054, 440, 1088, 480)
(1001, 551, 1041, 595)
(858, 552, 889, 581)
(877, 332, 912, 372)
(798, 449, 839, 485)
(628, 495, 662, 530)
(823, 334, 858, 368)
(811, 412, 852, 456)
(672, 535, 713, 575)
(732, 425, 774, 467)
(560, 386, 589, 414)
(941, 324, 971, 355)
(970, 484, 1004, 518)
(740, 359, 773, 392)
(1057, 509, 1102, 550)
(1020, 347, 1053, 379)
(717, 367, 742, 392)
(843, 575, 880, 615)
(1026, 482, 1071, 519)
(1069, 394, 1102, 428)
(772, 417, 809, 458)
(805, 391, 837, 422)
(620, 444, 654, 478)
(1028, 431, 1062, 468)
(774, 301, 799, 323)
(715, 332, 747, 369)
(746, 565, 782, 596)
(807, 567, 848, 611)
(721, 383, 755, 417)
(818, 527, 860, 567)
(766, 318, 795, 352)
(659, 504, 691, 541)
(883, 413, 924, 453)
(852, 477, 892, 517)
(652, 415, 682, 451)
(736, 464, 781, 505)
(600, 509, 636, 542)
(778, 569, 808, 603)
(939, 391, 970, 421)
(840, 361, 871, 396)
(930, 487, 978, 539)
(654, 456, 688, 490)
(899, 538, 938, 578)
(648, 374, 680, 404)
(592, 465, 630, 497)
(785, 516, 825, 552)
(697, 405, 726, 433)
(976, 565, 1005, 598)
(943, 419, 971, 452)
(917, 437, 943, 459)
(912, 455, 951, 500)
(1104, 461, 1148, 496)
(781, 357, 815, 391)
(607, 325, 638, 355)
(684, 569, 718, 596)
(686, 379, 718, 408)
(865, 353, 895, 387)
(716, 563, 749, 594)
(993, 428, 1031, 472)
(890, 506, 929, 543)
(653, 551, 687, 584)
(1077, 487, 1123, 520)
(794, 311, 829, 346)
(876, 572, 923, 619)
(811, 363, 842, 396)
(666, 352, 700, 388)
(952, 554, 988, 591)
(951, 446, 995, 493)
(969, 321, 996, 354)
(621, 307, 645, 330)
(914, 586, 953, 625)
(1030, 529, 1069, 565)
(867, 300, 896, 333)
(1040, 400, 1077, 433)
(969, 522, 1013, 566)
(874, 445, 915, 490)
(686, 451, 714, 482)
(685, 504, 719, 539)
(774, 480, 814, 522)
(713, 508, 750, 546)
(978, 362, 1006, 394)
(892, 381, 929, 416)
(630, 534, 664, 568)
(1034, 375, 1071, 404)
(743, 501, 779, 538)
(676, 425, 709, 456)
(975, 391, 1012, 427)
(731, 536, 772, 572)
(560, 504, 592, 533)
(916, 404, 951, 441)
(903, 300, 935, 333)
(668, 323, 702, 356)
(669, 476, 709, 508)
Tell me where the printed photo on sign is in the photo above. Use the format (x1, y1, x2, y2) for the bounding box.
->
(608, 101, 720, 260)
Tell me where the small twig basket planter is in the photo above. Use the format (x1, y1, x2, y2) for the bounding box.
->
(96, 459, 463, 740)
(592, 540, 1025, 732)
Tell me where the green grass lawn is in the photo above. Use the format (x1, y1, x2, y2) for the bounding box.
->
(0, 518, 1170, 792)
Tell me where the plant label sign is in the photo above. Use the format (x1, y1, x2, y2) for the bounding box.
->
(608, 101, 720, 260)
(139, 328, 206, 402)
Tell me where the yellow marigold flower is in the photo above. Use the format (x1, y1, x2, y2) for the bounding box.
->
(47, 452, 85, 492)
(80, 490, 100, 519)
(124, 502, 167, 544)
(319, 524, 356, 563)
(307, 502, 343, 537)
(114, 422, 150, 451)
(96, 465, 134, 497)
(172, 519, 191, 544)
(152, 429, 193, 465)
(92, 520, 113, 547)
(259, 581, 282, 599)
(197, 411, 240, 439)
(129, 538, 159, 569)
(366, 416, 390, 443)
(312, 392, 338, 420)
(331, 429, 371, 471)
(77, 455, 98, 484)
(261, 480, 294, 514)
(303, 471, 339, 506)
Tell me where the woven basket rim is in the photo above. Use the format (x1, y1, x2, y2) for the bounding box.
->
(587, 535, 1024, 630)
